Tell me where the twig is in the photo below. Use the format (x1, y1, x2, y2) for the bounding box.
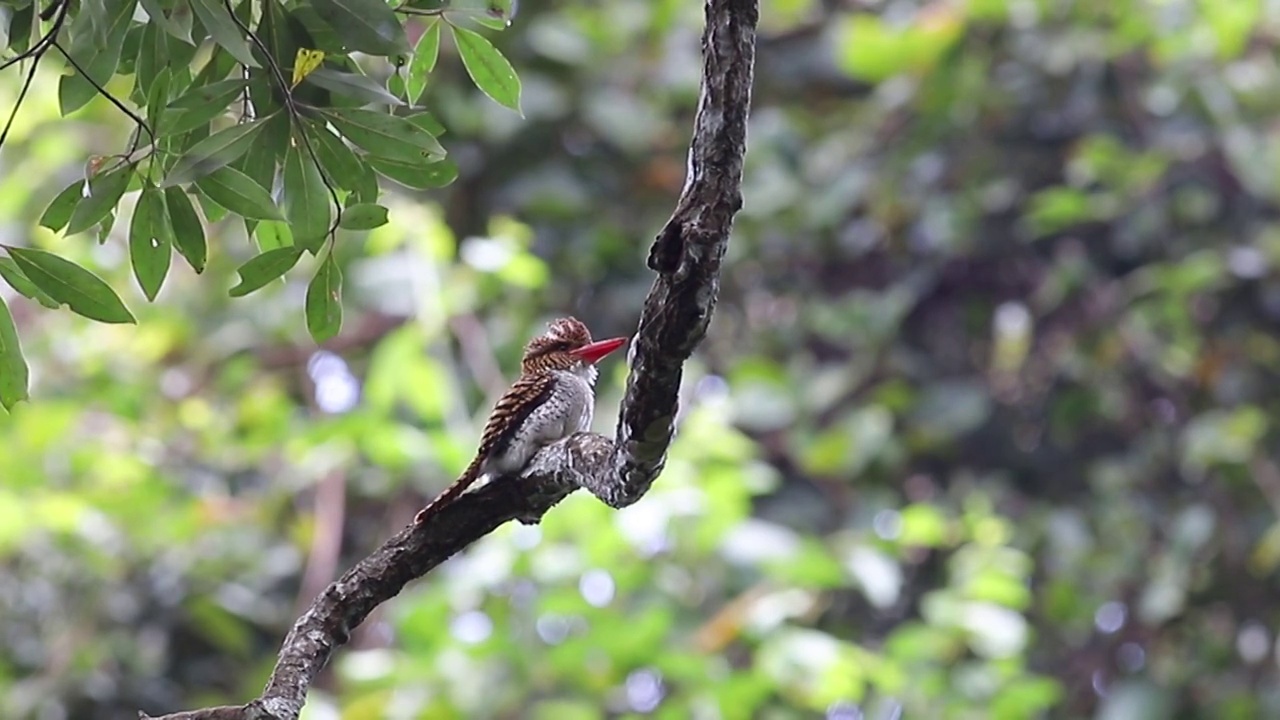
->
(0, 0, 69, 72)
(52, 41, 156, 154)
(39, 0, 65, 21)
(0, 0, 73, 151)
(393, 7, 447, 17)
(0, 47, 41, 150)
(139, 0, 756, 717)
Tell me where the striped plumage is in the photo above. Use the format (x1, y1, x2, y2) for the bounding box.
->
(414, 318, 627, 524)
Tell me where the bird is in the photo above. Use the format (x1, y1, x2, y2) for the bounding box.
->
(413, 317, 628, 524)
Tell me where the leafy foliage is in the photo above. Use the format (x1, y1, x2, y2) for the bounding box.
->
(3, 0, 1280, 718)
(0, 0, 518, 359)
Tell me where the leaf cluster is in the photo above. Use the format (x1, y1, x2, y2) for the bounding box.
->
(0, 0, 526, 409)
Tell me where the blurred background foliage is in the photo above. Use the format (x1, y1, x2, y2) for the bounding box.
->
(2, 0, 1280, 718)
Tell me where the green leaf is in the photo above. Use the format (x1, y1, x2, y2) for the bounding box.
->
(83, 0, 110, 48)
(169, 115, 213, 161)
(351, 161, 380, 204)
(0, 296, 28, 411)
(140, 0, 194, 43)
(368, 156, 457, 189)
(305, 250, 343, 342)
(405, 111, 445, 136)
(57, 0, 138, 115)
(164, 187, 208, 273)
(194, 190, 227, 225)
(168, 78, 249, 110)
(386, 70, 407, 102)
(145, 67, 174, 136)
(322, 108, 445, 160)
(451, 25, 521, 114)
(286, 5, 350, 56)
(234, 113, 287, 198)
(228, 246, 303, 297)
(4, 247, 136, 324)
(311, 0, 408, 56)
(253, 219, 294, 251)
(120, 27, 149, 77)
(190, 46, 238, 89)
(167, 66, 196, 100)
(283, 143, 332, 253)
(163, 118, 268, 187)
(305, 66, 405, 106)
(129, 185, 173, 301)
(306, 121, 367, 193)
(95, 211, 117, 244)
(0, 259, 60, 309)
(467, 6, 511, 32)
(195, 166, 284, 220)
(66, 164, 133, 236)
(189, 0, 260, 67)
(339, 203, 388, 230)
(0, 6, 11, 53)
(39, 181, 85, 233)
(162, 79, 248, 137)
(134, 20, 165, 100)
(158, 28, 198, 79)
(4, 4, 32, 55)
(246, 0, 295, 114)
(405, 20, 440, 105)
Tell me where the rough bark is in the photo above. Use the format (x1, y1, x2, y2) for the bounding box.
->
(141, 0, 756, 717)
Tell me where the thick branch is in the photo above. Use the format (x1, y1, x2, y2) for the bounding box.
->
(613, 0, 756, 507)
(142, 0, 756, 717)
(139, 469, 571, 720)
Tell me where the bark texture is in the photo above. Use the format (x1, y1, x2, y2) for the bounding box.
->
(142, 0, 756, 717)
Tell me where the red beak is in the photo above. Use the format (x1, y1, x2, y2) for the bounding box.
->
(570, 336, 627, 364)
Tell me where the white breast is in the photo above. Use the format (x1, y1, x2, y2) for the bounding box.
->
(548, 368, 595, 435)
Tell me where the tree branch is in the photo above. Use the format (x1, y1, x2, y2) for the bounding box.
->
(0, 0, 73, 152)
(140, 0, 757, 717)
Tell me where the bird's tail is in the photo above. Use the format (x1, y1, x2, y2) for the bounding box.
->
(413, 454, 485, 524)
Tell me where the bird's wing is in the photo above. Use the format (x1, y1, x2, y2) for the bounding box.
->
(477, 371, 557, 461)
(414, 372, 557, 525)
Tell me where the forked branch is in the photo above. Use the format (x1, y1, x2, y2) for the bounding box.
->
(141, 0, 757, 717)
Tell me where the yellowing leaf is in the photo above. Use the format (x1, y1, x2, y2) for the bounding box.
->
(292, 48, 326, 88)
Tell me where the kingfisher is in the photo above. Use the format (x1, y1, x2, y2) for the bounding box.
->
(414, 317, 628, 524)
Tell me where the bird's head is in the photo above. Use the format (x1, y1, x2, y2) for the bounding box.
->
(521, 317, 627, 379)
